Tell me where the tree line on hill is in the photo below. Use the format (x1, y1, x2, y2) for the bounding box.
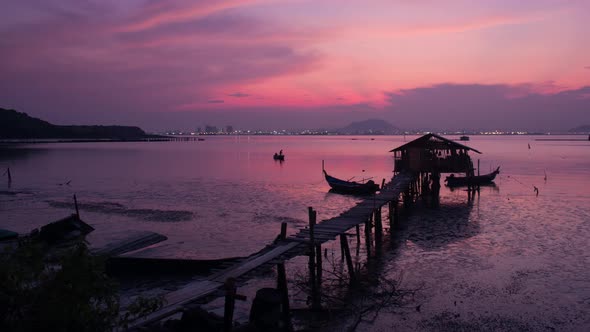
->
(0, 108, 158, 139)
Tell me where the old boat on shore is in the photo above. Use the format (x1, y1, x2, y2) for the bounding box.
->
(323, 169, 379, 194)
(445, 166, 500, 187)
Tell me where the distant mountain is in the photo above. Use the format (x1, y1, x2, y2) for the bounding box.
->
(334, 119, 399, 135)
(568, 125, 590, 133)
(0, 108, 157, 139)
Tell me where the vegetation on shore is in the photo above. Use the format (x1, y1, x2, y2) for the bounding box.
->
(0, 239, 163, 332)
(0, 108, 160, 140)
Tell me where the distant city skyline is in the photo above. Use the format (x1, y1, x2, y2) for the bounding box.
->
(1, 1, 589, 132)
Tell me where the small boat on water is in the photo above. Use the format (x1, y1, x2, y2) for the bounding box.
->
(445, 167, 500, 187)
(459, 135, 470, 141)
(323, 169, 379, 195)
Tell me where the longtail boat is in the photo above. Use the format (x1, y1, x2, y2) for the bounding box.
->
(323, 169, 379, 194)
(445, 167, 500, 187)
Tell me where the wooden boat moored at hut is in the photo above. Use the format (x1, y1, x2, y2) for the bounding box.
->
(445, 167, 500, 187)
(323, 169, 379, 194)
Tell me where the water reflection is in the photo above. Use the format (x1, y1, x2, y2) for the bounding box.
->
(0, 144, 49, 161)
(398, 202, 478, 250)
(447, 183, 499, 193)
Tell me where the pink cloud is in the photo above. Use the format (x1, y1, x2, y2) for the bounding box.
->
(117, 0, 275, 33)
(1, 0, 589, 131)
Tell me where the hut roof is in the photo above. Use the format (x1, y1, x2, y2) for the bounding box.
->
(389, 133, 482, 154)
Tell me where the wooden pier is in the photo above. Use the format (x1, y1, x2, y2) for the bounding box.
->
(128, 134, 483, 330)
(128, 171, 416, 330)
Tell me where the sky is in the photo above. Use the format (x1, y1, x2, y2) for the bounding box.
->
(1, 0, 589, 132)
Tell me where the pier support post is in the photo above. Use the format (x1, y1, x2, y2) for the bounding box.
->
(315, 244, 322, 284)
(374, 207, 383, 235)
(403, 188, 411, 209)
(280, 222, 287, 240)
(307, 207, 320, 310)
(392, 199, 399, 229)
(374, 208, 383, 255)
(223, 278, 237, 332)
(276, 263, 292, 331)
(388, 200, 394, 227)
(339, 234, 356, 284)
(364, 216, 372, 257)
(355, 224, 361, 255)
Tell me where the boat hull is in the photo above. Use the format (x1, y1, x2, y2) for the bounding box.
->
(445, 167, 500, 187)
(323, 170, 379, 194)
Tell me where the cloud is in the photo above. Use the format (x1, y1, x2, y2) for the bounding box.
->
(228, 92, 250, 98)
(0, 0, 321, 120)
(117, 0, 263, 33)
(383, 83, 590, 131)
(585, 66, 590, 70)
(207, 99, 225, 104)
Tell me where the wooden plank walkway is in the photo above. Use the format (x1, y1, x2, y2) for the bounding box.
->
(128, 171, 415, 329)
(92, 231, 168, 257)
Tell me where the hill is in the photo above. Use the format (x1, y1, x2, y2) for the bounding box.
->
(0, 108, 156, 139)
(568, 125, 590, 133)
(334, 119, 399, 135)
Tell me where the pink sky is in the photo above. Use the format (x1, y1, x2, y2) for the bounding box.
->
(1, 0, 589, 131)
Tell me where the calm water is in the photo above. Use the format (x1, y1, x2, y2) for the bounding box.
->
(1, 135, 589, 330)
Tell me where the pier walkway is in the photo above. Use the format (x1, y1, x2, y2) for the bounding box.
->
(129, 171, 415, 329)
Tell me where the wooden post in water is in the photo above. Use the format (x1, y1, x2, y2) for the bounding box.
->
(280, 222, 287, 240)
(339, 234, 356, 284)
(276, 263, 292, 331)
(374, 208, 383, 256)
(388, 200, 394, 227)
(315, 243, 322, 284)
(73, 194, 80, 217)
(364, 216, 372, 257)
(5, 167, 12, 188)
(403, 188, 410, 208)
(374, 207, 383, 235)
(223, 278, 237, 332)
(392, 199, 399, 228)
(355, 224, 361, 255)
(307, 207, 320, 310)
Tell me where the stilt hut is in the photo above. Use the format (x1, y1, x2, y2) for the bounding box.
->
(390, 133, 481, 176)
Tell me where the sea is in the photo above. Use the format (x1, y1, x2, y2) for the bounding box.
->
(1, 135, 589, 330)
